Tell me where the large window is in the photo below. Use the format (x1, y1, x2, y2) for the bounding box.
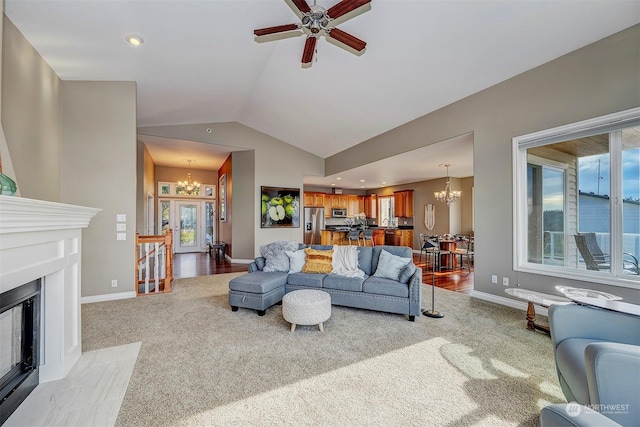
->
(514, 108, 640, 287)
(378, 196, 395, 227)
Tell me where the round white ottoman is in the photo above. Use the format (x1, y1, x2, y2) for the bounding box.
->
(282, 290, 331, 332)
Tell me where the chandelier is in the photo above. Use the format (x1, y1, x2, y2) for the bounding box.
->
(434, 164, 461, 206)
(176, 160, 200, 196)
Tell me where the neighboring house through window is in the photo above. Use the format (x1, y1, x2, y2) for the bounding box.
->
(513, 108, 640, 287)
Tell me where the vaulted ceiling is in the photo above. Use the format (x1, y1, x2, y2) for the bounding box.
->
(6, 0, 638, 189)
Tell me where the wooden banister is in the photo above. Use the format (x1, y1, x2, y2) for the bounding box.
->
(135, 229, 174, 296)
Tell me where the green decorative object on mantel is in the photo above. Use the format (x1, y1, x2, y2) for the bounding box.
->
(0, 155, 18, 196)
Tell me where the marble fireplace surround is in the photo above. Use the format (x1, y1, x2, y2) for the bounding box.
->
(0, 195, 100, 383)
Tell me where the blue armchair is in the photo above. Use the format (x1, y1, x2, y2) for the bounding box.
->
(540, 303, 640, 426)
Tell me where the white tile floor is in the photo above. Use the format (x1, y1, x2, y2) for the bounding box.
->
(5, 342, 141, 427)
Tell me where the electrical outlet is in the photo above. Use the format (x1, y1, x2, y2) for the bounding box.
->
(111, 279, 118, 288)
(491, 275, 498, 284)
(502, 277, 509, 286)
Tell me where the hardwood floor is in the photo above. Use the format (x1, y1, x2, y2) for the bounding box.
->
(413, 253, 474, 295)
(174, 251, 474, 294)
(173, 252, 248, 278)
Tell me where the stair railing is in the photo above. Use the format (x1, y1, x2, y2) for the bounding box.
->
(135, 229, 173, 296)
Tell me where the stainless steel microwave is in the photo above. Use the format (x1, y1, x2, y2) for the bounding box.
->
(332, 208, 347, 217)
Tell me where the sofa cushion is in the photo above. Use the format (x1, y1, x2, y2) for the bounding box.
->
(287, 272, 326, 288)
(373, 249, 412, 281)
(285, 249, 306, 273)
(363, 276, 409, 298)
(260, 240, 299, 272)
(399, 263, 417, 284)
(357, 246, 374, 275)
(323, 274, 365, 292)
(556, 337, 608, 404)
(302, 248, 334, 273)
(228, 271, 288, 294)
(371, 246, 413, 273)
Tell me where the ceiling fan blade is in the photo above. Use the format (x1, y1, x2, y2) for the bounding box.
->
(327, 0, 371, 20)
(301, 36, 317, 67)
(326, 28, 366, 52)
(286, 0, 312, 16)
(254, 23, 300, 37)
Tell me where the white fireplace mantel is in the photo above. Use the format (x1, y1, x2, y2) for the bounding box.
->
(0, 195, 100, 382)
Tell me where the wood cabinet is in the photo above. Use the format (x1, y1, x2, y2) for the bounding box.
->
(393, 190, 414, 217)
(347, 195, 364, 216)
(323, 196, 332, 218)
(364, 194, 377, 218)
(373, 229, 385, 246)
(303, 192, 325, 207)
(330, 195, 348, 209)
(375, 228, 413, 247)
(399, 230, 414, 247)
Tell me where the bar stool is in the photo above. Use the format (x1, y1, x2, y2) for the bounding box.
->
(347, 229, 362, 246)
(362, 229, 374, 246)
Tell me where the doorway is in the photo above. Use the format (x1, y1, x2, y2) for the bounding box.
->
(159, 199, 216, 253)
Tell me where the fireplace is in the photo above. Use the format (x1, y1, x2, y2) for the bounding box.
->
(0, 279, 41, 425)
(0, 195, 99, 422)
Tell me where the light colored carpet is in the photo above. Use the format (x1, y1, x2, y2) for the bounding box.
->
(81, 273, 566, 426)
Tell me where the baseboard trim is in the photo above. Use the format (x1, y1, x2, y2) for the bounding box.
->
(471, 290, 548, 316)
(81, 291, 136, 304)
(230, 258, 253, 264)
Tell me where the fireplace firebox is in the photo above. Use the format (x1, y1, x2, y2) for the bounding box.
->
(0, 278, 41, 425)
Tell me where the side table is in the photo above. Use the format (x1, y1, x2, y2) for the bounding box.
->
(505, 288, 571, 334)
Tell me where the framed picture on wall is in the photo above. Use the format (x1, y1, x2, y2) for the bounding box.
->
(219, 174, 226, 222)
(260, 186, 300, 228)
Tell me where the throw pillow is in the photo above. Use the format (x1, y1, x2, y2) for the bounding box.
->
(285, 249, 306, 273)
(373, 249, 412, 281)
(302, 248, 334, 274)
(260, 241, 299, 272)
(398, 262, 417, 284)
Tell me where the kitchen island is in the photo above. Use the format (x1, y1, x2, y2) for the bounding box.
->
(321, 229, 350, 245)
(321, 228, 413, 247)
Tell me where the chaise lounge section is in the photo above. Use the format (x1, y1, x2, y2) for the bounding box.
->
(228, 243, 422, 321)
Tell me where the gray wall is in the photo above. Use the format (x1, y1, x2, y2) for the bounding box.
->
(2, 16, 61, 202)
(325, 25, 640, 302)
(60, 81, 137, 298)
(231, 150, 255, 260)
(136, 141, 156, 234)
(2, 15, 138, 298)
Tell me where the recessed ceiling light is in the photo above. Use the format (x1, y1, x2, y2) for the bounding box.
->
(336, 177, 342, 180)
(360, 179, 365, 182)
(381, 181, 387, 185)
(126, 35, 144, 46)
(331, 183, 336, 186)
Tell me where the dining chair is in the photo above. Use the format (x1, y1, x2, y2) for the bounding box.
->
(420, 234, 448, 271)
(453, 235, 474, 273)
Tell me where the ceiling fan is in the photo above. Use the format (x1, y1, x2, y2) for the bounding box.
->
(253, 0, 371, 68)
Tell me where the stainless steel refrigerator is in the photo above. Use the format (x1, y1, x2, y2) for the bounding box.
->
(304, 207, 325, 245)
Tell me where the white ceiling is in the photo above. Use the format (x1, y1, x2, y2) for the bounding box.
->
(5, 0, 638, 189)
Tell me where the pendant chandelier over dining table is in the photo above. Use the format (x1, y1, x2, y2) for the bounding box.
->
(434, 164, 461, 206)
(177, 160, 200, 196)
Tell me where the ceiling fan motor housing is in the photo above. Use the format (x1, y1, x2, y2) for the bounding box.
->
(302, 6, 330, 34)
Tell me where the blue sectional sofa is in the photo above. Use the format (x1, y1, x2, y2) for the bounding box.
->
(228, 244, 422, 321)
